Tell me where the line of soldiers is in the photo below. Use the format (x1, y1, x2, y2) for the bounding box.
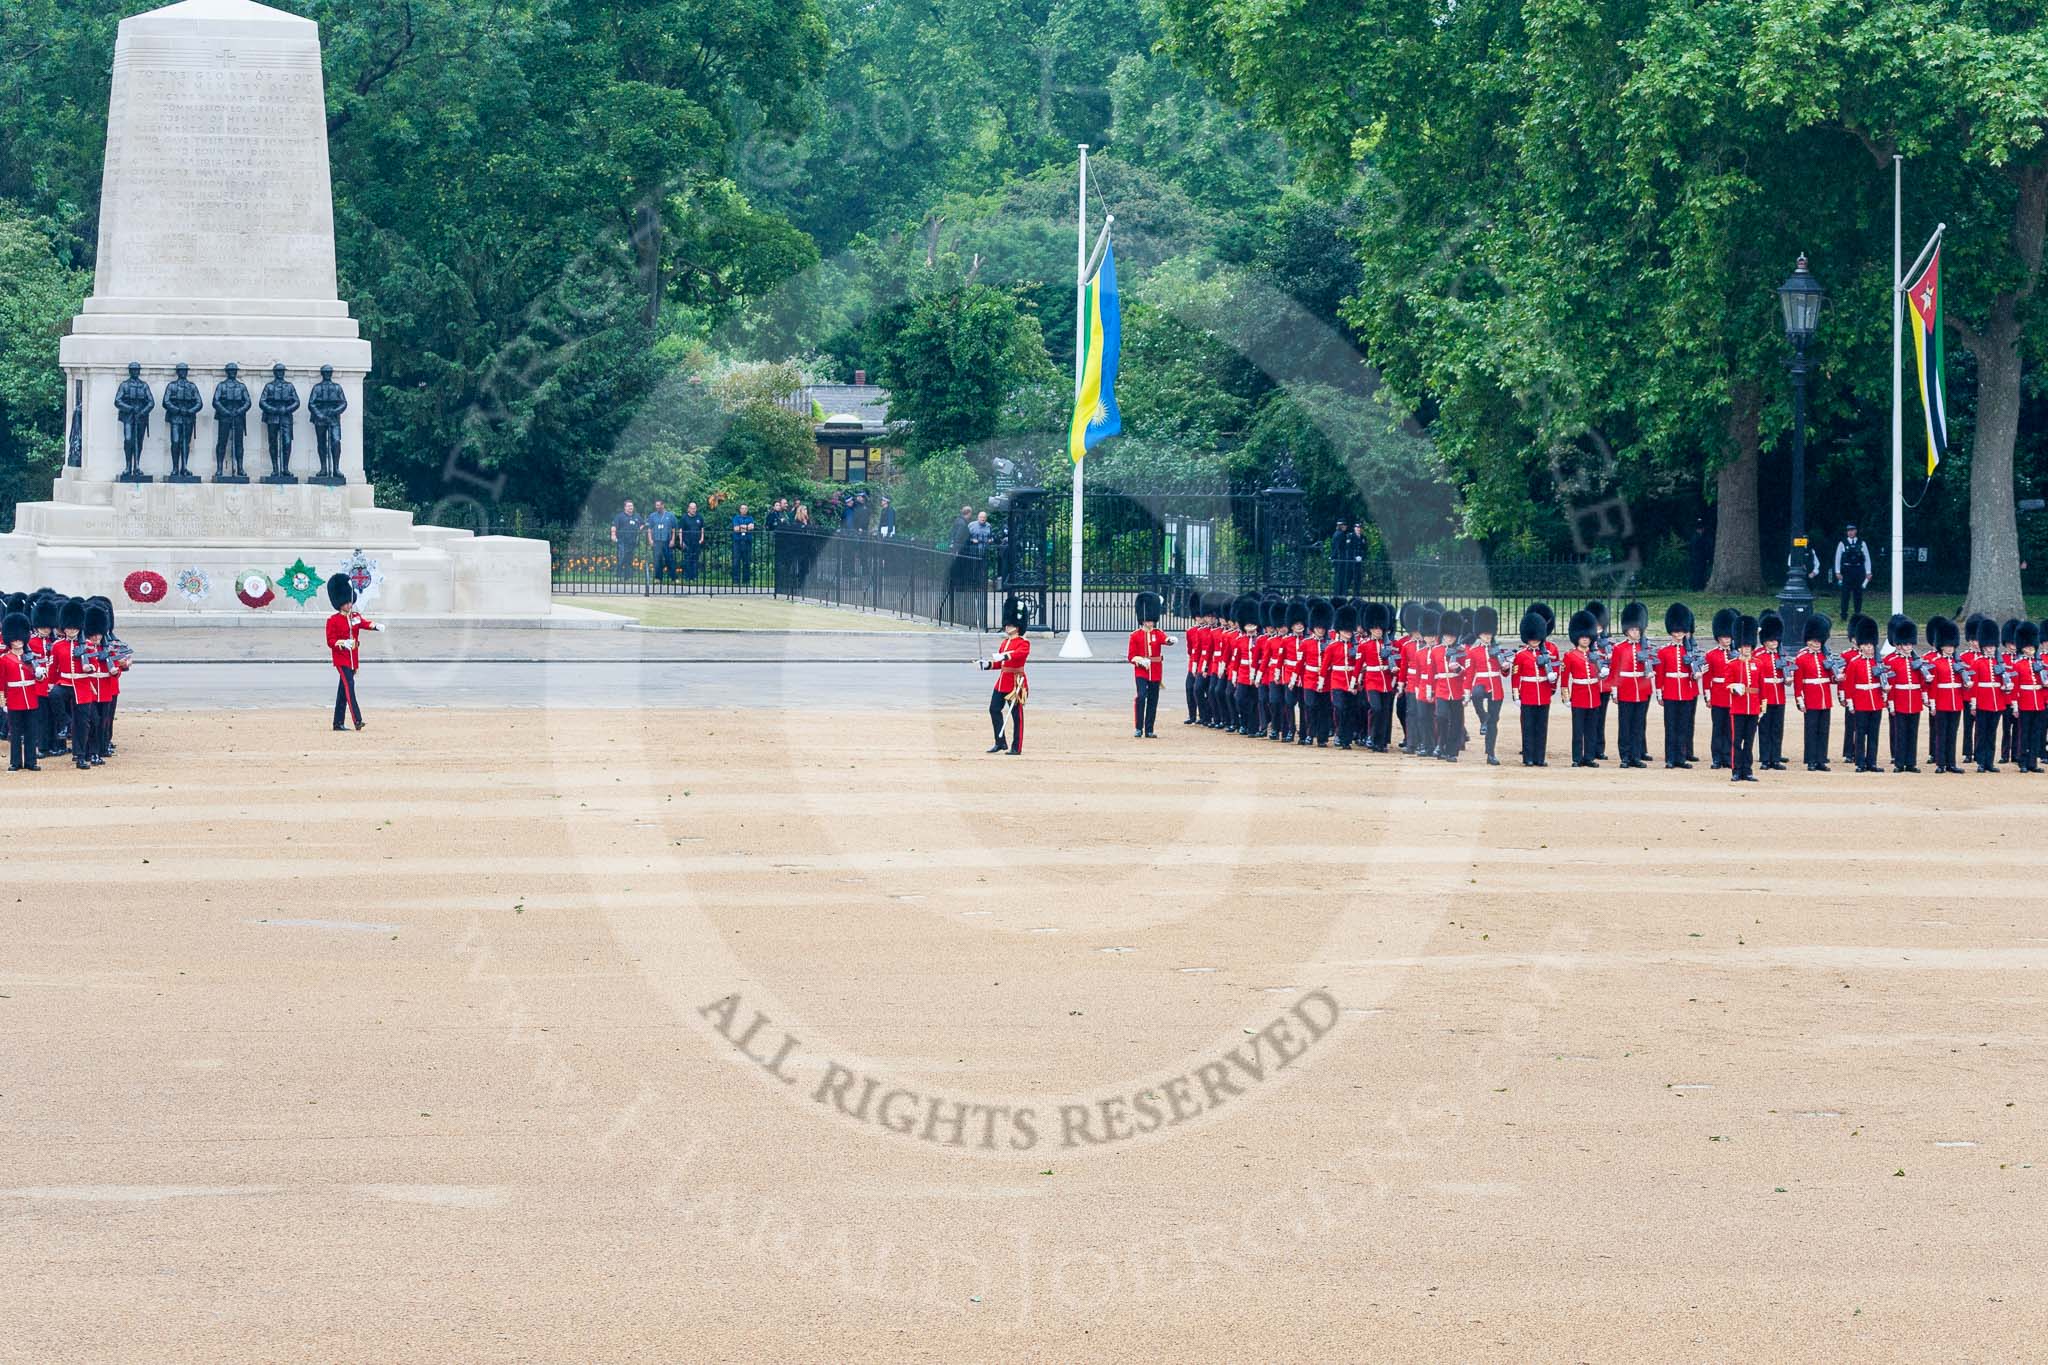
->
(1150, 591, 2048, 780)
(0, 590, 133, 772)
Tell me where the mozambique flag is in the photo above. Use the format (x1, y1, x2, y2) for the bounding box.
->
(1905, 248, 1948, 476)
(1069, 243, 1122, 462)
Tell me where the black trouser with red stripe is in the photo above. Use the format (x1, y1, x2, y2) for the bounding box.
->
(1888, 712, 1920, 770)
(1133, 677, 1159, 734)
(8, 709, 39, 770)
(335, 666, 364, 728)
(1662, 699, 1694, 767)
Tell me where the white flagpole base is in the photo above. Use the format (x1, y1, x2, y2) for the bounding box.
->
(1059, 627, 1093, 658)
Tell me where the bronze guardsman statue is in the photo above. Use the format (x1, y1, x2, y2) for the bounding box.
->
(259, 362, 301, 483)
(162, 363, 203, 483)
(308, 364, 348, 485)
(212, 363, 251, 481)
(114, 362, 154, 482)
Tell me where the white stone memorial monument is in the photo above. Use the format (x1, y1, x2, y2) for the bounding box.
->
(0, 0, 553, 617)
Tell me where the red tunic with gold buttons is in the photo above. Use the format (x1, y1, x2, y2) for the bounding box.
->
(1510, 647, 1555, 706)
(1703, 646, 1732, 709)
(2010, 656, 2048, 713)
(1654, 642, 1698, 703)
(1883, 651, 1924, 715)
(1606, 639, 1653, 703)
(1462, 641, 1505, 701)
(1126, 628, 1169, 683)
(1560, 648, 1604, 710)
(1726, 654, 1767, 717)
(1790, 647, 1835, 710)
(1841, 653, 1886, 712)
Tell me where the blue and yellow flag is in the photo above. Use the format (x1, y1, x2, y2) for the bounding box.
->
(1069, 243, 1121, 462)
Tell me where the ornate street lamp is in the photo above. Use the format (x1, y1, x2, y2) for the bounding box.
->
(1776, 254, 1823, 644)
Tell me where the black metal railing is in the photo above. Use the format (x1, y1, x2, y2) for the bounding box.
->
(773, 530, 996, 629)
(549, 531, 775, 595)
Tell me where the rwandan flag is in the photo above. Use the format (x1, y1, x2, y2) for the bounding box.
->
(1069, 243, 1121, 462)
(1905, 248, 1948, 476)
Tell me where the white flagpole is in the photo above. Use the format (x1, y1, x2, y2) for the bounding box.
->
(1060, 144, 1093, 658)
(1891, 154, 1905, 616)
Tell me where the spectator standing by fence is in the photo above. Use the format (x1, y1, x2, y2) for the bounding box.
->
(731, 505, 756, 584)
(876, 495, 895, 538)
(610, 500, 641, 580)
(645, 499, 678, 582)
(678, 502, 705, 581)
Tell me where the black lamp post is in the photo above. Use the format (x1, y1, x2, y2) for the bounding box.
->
(1776, 254, 1823, 645)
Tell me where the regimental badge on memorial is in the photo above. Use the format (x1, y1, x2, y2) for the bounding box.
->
(279, 558, 323, 606)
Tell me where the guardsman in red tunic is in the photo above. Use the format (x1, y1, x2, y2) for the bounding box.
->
(1560, 609, 1606, 767)
(1356, 602, 1397, 752)
(1754, 613, 1790, 770)
(980, 595, 1031, 754)
(1922, 616, 1968, 773)
(1790, 615, 1838, 771)
(27, 595, 59, 758)
(1391, 601, 1419, 750)
(2000, 618, 2022, 765)
(64, 603, 111, 769)
(1510, 609, 1556, 766)
(0, 610, 40, 772)
(1608, 602, 1654, 768)
(1404, 604, 1439, 756)
(1726, 614, 1764, 782)
(1279, 597, 1309, 743)
(1463, 605, 1507, 765)
(1839, 614, 1887, 772)
(1302, 597, 1334, 746)
(2011, 621, 2046, 773)
(1881, 615, 1925, 773)
(1181, 591, 1210, 727)
(326, 573, 380, 732)
(94, 596, 130, 756)
(1229, 596, 1262, 737)
(1126, 591, 1173, 739)
(1429, 607, 1468, 760)
(1703, 607, 1737, 769)
(1655, 603, 1699, 769)
(1965, 615, 2008, 772)
(1255, 599, 1284, 740)
(1327, 602, 1360, 748)
(1958, 614, 1989, 760)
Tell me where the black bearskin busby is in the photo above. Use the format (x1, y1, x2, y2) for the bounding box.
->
(1888, 614, 1916, 648)
(1472, 605, 1498, 637)
(1335, 602, 1359, 634)
(1620, 601, 1648, 635)
(1134, 591, 1162, 625)
(1263, 597, 1287, 631)
(1308, 597, 1334, 633)
(82, 603, 109, 639)
(1286, 596, 1310, 630)
(1002, 595, 1031, 634)
(1929, 615, 1957, 652)
(1733, 614, 1759, 651)
(1584, 600, 1608, 631)
(1977, 615, 2003, 652)
(1567, 609, 1596, 645)
(1234, 595, 1261, 630)
(2018, 621, 2041, 652)
(1361, 601, 1389, 634)
(1529, 601, 1556, 634)
(1, 612, 27, 648)
(1803, 613, 1830, 646)
(1664, 603, 1694, 637)
(1418, 605, 1441, 639)
(1758, 610, 1783, 647)
(30, 596, 59, 631)
(1710, 606, 1738, 642)
(327, 572, 356, 611)
(1398, 600, 1420, 635)
(1438, 608, 1463, 639)
(2002, 617, 2020, 649)
(1850, 614, 1878, 649)
(1520, 609, 1546, 645)
(60, 598, 85, 633)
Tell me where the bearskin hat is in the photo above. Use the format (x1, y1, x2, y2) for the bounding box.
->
(1263, 597, 1287, 630)
(328, 572, 358, 611)
(1285, 596, 1309, 629)
(1888, 614, 1916, 648)
(1711, 607, 1738, 642)
(82, 603, 109, 638)
(1620, 601, 1648, 635)
(1308, 597, 1334, 632)
(1804, 613, 1831, 645)
(1335, 602, 1359, 634)
(59, 598, 85, 633)
(1423, 598, 1444, 613)
(1002, 595, 1031, 633)
(1963, 613, 1985, 645)
(1472, 605, 1498, 637)
(1928, 615, 1957, 652)
(1519, 609, 1546, 645)
(2002, 617, 2020, 649)
(1438, 608, 1464, 639)
(1584, 600, 1608, 629)
(1134, 591, 1162, 625)
(1664, 602, 1694, 637)
(1567, 609, 1596, 644)
(1528, 601, 1555, 633)
(30, 596, 59, 631)
(1398, 600, 1420, 634)
(1361, 601, 1390, 634)
(1418, 605, 1441, 639)
(1, 612, 27, 648)
(1234, 595, 1261, 630)
(1850, 614, 1878, 648)
(1733, 614, 1759, 651)
(1978, 615, 2003, 651)
(1758, 610, 1783, 647)
(2018, 621, 2041, 652)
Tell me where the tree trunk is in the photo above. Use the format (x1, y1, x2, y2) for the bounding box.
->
(1957, 159, 2045, 621)
(1706, 384, 1765, 595)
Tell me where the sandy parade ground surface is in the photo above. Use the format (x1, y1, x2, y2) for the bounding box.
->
(4, 682, 2047, 1361)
